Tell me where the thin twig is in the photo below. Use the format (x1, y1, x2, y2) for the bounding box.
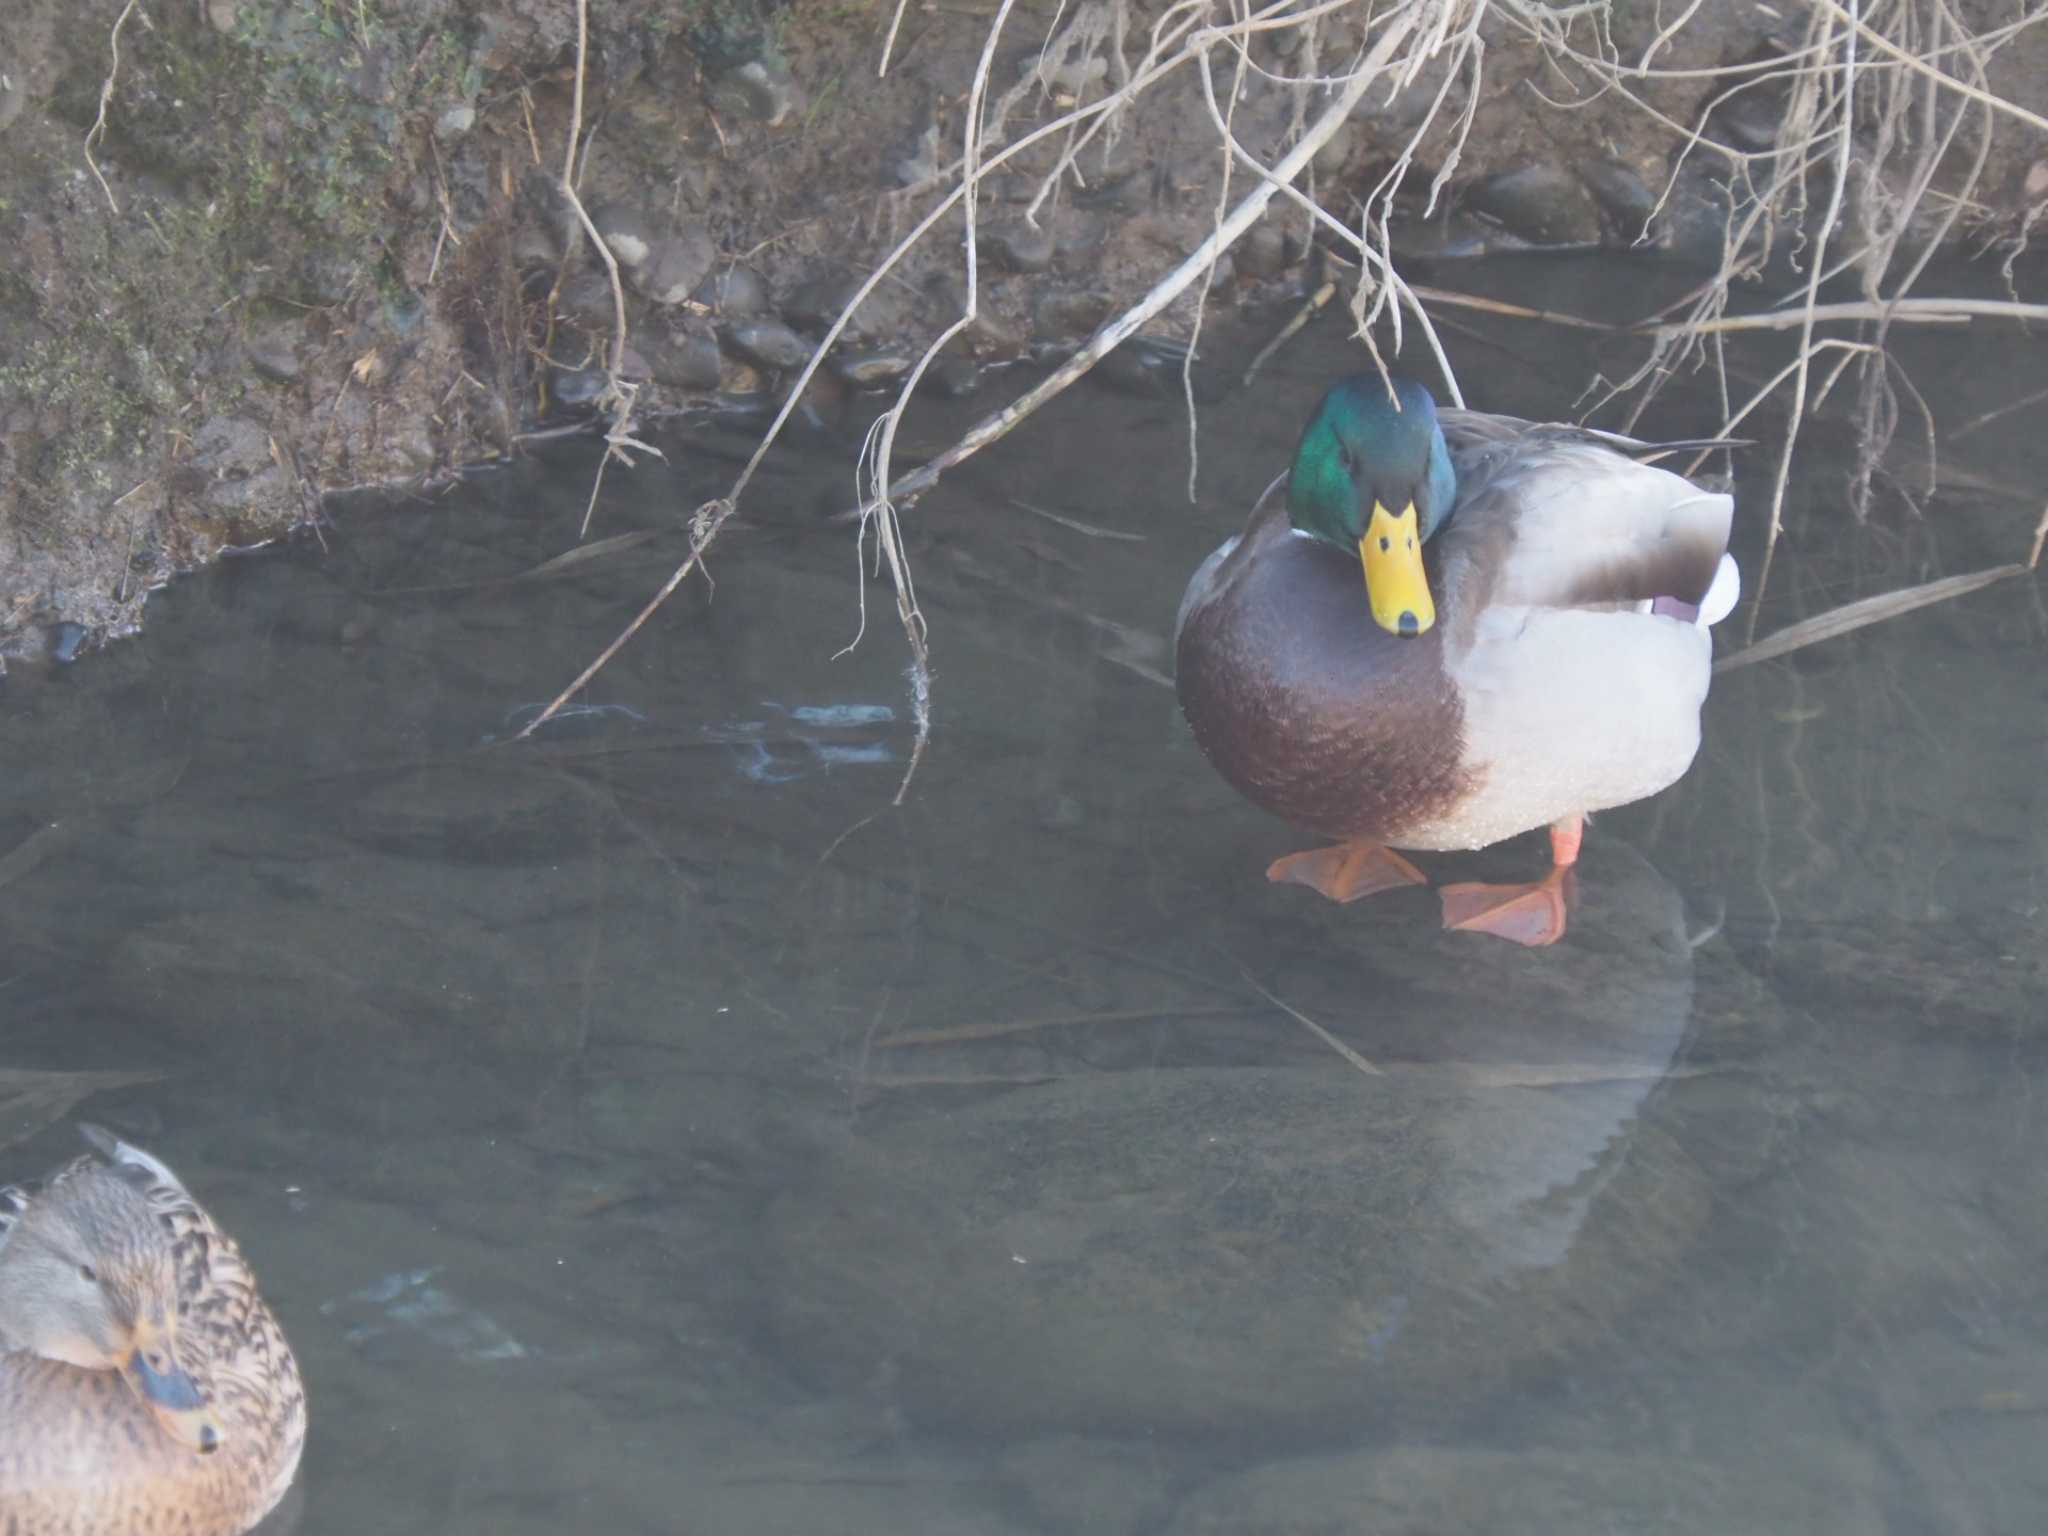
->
(1647, 297, 2048, 335)
(1413, 284, 1618, 331)
(1239, 967, 1383, 1077)
(556, 0, 653, 541)
(874, 1005, 1253, 1049)
(1244, 278, 1336, 386)
(1012, 499, 1146, 540)
(509, 501, 736, 741)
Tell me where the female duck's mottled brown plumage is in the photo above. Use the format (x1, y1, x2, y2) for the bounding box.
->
(0, 1126, 305, 1536)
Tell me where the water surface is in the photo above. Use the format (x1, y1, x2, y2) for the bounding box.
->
(3, 255, 2046, 1534)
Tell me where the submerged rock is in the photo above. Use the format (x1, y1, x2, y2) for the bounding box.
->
(832, 347, 913, 388)
(1034, 289, 1113, 338)
(692, 266, 769, 319)
(590, 204, 656, 270)
(655, 326, 725, 390)
(925, 355, 981, 399)
(762, 842, 1712, 1437)
(1582, 157, 1658, 242)
(987, 223, 1057, 274)
(1466, 164, 1601, 248)
(633, 231, 717, 306)
(711, 59, 798, 126)
(785, 274, 912, 338)
(722, 318, 812, 372)
(764, 1063, 1707, 1436)
(549, 366, 610, 407)
(554, 269, 618, 329)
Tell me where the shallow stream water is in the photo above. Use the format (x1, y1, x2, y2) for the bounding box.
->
(4, 254, 2046, 1534)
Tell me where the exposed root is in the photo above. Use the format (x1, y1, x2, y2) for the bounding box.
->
(556, 0, 660, 541)
(83, 0, 142, 216)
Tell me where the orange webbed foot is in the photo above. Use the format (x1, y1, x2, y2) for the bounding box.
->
(1438, 866, 1576, 946)
(1266, 842, 1428, 904)
(1438, 817, 1584, 947)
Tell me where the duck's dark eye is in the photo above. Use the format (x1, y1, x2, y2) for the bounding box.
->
(1337, 446, 1356, 474)
(78, 1263, 98, 1284)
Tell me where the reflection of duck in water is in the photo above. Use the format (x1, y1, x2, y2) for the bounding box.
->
(1423, 838, 1699, 1277)
(1176, 374, 1739, 945)
(1279, 833, 1703, 1284)
(0, 1127, 305, 1536)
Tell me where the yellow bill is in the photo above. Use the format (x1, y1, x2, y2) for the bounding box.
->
(1359, 501, 1435, 636)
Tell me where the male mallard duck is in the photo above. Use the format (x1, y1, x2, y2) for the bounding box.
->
(0, 1125, 305, 1536)
(1175, 373, 1739, 946)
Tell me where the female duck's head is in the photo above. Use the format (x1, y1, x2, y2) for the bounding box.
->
(1286, 373, 1457, 636)
(0, 1139, 224, 1455)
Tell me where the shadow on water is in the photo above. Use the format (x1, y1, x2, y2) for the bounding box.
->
(3, 253, 2046, 1533)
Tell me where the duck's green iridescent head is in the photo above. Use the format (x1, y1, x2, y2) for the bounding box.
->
(1286, 373, 1458, 636)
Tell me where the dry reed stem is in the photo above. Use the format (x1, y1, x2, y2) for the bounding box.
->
(1716, 560, 2035, 673)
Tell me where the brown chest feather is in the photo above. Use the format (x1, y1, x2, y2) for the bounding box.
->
(1176, 521, 1474, 841)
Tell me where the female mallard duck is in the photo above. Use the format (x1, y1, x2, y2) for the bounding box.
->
(1176, 372, 1739, 946)
(0, 1125, 305, 1536)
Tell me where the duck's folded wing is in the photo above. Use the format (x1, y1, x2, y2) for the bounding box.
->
(1174, 473, 1289, 643)
(1445, 433, 1735, 615)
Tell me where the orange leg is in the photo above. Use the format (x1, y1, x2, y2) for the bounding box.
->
(1438, 815, 1583, 947)
(1267, 841, 1428, 904)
